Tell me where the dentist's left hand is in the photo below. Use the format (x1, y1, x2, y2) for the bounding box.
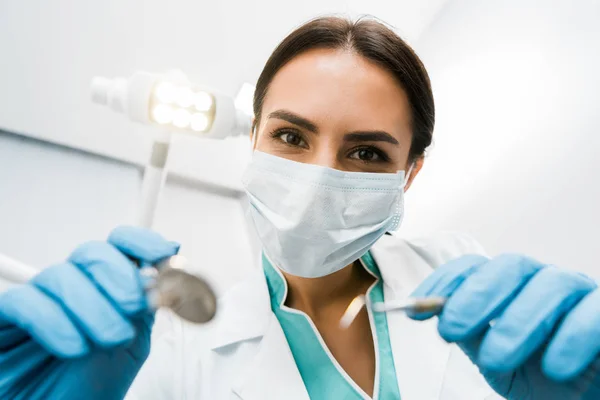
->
(0, 226, 179, 400)
(411, 254, 600, 400)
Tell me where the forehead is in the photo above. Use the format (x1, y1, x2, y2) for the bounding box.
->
(260, 48, 412, 136)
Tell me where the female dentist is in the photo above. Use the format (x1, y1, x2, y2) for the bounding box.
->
(1, 16, 600, 400)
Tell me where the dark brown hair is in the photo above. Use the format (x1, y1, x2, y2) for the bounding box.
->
(253, 16, 435, 162)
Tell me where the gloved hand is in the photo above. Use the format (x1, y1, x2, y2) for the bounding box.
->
(0, 226, 179, 400)
(410, 254, 600, 400)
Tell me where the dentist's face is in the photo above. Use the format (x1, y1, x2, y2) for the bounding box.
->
(253, 48, 417, 175)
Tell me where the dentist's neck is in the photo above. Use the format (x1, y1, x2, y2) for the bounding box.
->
(282, 261, 375, 317)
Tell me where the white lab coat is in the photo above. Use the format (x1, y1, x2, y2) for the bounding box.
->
(127, 232, 503, 400)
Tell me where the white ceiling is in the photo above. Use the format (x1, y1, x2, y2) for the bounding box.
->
(0, 0, 449, 189)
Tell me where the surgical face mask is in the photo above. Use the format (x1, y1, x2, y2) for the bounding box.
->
(242, 151, 410, 278)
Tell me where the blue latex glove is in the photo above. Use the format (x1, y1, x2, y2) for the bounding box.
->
(411, 254, 600, 399)
(0, 226, 179, 400)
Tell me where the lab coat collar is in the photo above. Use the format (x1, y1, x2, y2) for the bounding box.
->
(370, 233, 453, 400)
(209, 268, 309, 400)
(209, 235, 427, 351)
(370, 233, 434, 298)
(211, 235, 453, 400)
(209, 271, 272, 350)
(232, 314, 310, 400)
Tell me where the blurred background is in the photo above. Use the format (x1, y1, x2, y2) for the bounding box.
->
(1, 0, 599, 292)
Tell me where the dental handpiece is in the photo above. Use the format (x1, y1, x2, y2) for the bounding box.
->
(140, 255, 217, 324)
(339, 295, 446, 329)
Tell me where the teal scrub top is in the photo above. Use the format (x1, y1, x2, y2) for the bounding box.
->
(263, 252, 401, 400)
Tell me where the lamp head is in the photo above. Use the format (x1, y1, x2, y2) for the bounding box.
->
(91, 71, 250, 139)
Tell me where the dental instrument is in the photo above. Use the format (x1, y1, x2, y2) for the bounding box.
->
(339, 295, 447, 329)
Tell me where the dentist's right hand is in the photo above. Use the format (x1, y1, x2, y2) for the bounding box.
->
(0, 226, 180, 400)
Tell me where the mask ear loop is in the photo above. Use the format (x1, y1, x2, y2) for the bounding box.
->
(386, 162, 415, 237)
(403, 163, 415, 189)
(251, 120, 258, 148)
(248, 124, 258, 158)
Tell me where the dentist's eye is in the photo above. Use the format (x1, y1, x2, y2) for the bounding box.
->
(348, 147, 389, 163)
(271, 129, 308, 148)
(280, 132, 303, 146)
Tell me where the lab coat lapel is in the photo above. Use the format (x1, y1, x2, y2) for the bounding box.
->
(209, 271, 308, 400)
(232, 313, 310, 400)
(371, 236, 452, 400)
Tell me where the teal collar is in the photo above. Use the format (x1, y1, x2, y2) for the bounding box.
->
(262, 252, 382, 311)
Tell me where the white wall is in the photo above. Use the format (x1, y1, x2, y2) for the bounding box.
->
(0, 131, 256, 294)
(402, 0, 600, 277)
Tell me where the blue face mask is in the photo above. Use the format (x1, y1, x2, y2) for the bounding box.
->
(242, 151, 410, 278)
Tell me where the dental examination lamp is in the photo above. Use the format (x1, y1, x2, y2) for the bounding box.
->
(90, 70, 252, 227)
(87, 70, 253, 324)
(90, 70, 251, 140)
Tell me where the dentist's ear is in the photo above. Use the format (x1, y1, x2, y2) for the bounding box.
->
(249, 118, 258, 150)
(404, 156, 424, 192)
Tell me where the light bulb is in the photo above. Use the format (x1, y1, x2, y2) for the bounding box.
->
(190, 113, 210, 132)
(152, 104, 174, 124)
(176, 87, 195, 108)
(172, 109, 192, 128)
(154, 82, 177, 104)
(194, 91, 213, 111)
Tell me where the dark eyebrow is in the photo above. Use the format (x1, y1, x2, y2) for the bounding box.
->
(268, 110, 318, 133)
(344, 131, 400, 145)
